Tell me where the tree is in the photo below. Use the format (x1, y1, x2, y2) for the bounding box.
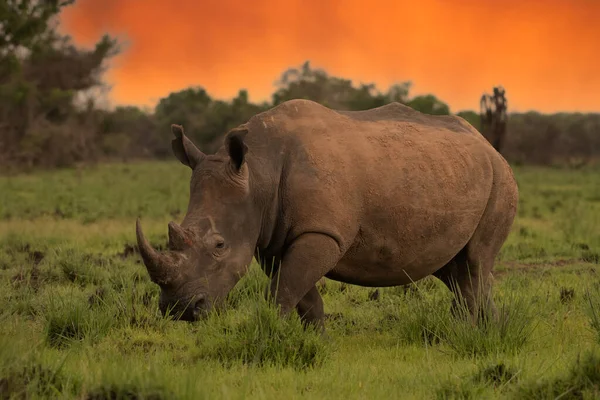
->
(98, 106, 159, 159)
(154, 88, 269, 154)
(406, 94, 450, 115)
(385, 82, 412, 104)
(456, 110, 480, 129)
(0, 0, 120, 168)
(272, 60, 406, 111)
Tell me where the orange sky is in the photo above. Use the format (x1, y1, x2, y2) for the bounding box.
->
(60, 0, 600, 113)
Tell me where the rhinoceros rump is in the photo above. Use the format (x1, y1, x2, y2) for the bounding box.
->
(136, 99, 518, 330)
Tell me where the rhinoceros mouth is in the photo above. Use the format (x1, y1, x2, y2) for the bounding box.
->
(162, 294, 211, 322)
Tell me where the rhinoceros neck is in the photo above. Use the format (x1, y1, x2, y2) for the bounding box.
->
(244, 135, 288, 255)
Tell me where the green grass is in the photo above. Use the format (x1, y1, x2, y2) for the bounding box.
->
(0, 161, 599, 399)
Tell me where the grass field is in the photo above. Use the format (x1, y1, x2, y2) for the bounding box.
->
(1, 161, 599, 399)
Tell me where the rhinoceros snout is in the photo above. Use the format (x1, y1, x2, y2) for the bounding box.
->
(191, 296, 210, 320)
(163, 294, 211, 322)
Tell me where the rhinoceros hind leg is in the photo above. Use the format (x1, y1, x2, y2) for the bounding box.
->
(464, 165, 517, 323)
(432, 248, 486, 321)
(435, 170, 517, 324)
(433, 248, 497, 324)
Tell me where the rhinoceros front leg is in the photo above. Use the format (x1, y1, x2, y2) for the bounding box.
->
(295, 285, 325, 330)
(269, 233, 342, 330)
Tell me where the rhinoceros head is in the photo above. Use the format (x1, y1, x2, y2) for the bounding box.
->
(136, 124, 259, 321)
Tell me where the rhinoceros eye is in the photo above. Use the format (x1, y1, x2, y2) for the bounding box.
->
(211, 235, 228, 258)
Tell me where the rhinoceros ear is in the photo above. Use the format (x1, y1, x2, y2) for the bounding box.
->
(171, 124, 205, 169)
(225, 127, 249, 171)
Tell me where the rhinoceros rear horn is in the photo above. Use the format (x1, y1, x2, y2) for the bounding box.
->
(171, 124, 205, 169)
(168, 221, 189, 251)
(136, 218, 175, 285)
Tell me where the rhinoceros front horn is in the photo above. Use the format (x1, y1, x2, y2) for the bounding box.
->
(136, 218, 174, 285)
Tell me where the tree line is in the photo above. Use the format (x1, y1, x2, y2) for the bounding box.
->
(1, 1, 598, 172)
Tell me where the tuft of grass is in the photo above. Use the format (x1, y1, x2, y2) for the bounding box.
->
(392, 284, 448, 346)
(57, 248, 111, 286)
(473, 362, 519, 387)
(516, 350, 600, 399)
(436, 361, 519, 399)
(560, 287, 576, 304)
(439, 289, 537, 358)
(223, 265, 270, 310)
(582, 250, 600, 264)
(0, 363, 72, 399)
(44, 292, 119, 348)
(193, 296, 330, 370)
(435, 379, 487, 399)
(184, 264, 331, 370)
(0, 332, 78, 399)
(85, 384, 173, 400)
(388, 277, 537, 357)
(77, 353, 181, 400)
(584, 285, 600, 343)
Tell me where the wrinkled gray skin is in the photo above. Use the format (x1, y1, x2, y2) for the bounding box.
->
(136, 99, 519, 331)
